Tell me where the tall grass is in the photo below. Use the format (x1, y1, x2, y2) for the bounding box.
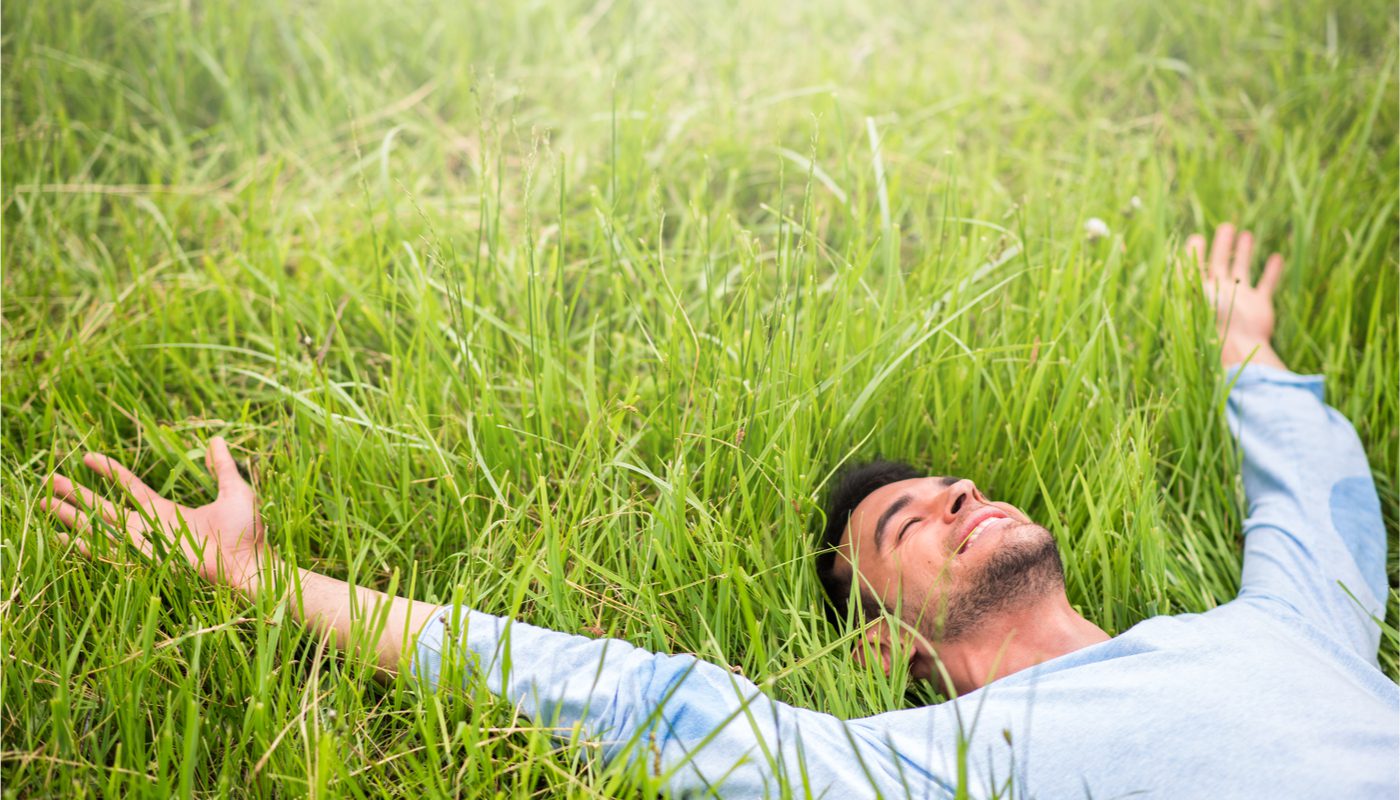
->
(3, 0, 1396, 795)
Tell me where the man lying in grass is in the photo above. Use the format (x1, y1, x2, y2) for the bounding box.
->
(44, 224, 1397, 798)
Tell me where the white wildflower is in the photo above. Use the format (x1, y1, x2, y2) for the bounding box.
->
(1084, 217, 1111, 241)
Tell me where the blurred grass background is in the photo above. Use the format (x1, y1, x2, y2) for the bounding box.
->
(3, 0, 1396, 796)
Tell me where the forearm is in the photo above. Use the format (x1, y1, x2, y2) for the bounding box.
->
(1225, 364, 1388, 656)
(248, 556, 439, 681)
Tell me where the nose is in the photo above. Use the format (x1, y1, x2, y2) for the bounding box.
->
(940, 479, 986, 522)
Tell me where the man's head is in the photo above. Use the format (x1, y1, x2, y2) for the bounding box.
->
(816, 460, 1066, 680)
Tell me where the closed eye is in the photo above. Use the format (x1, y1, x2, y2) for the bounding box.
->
(896, 518, 919, 545)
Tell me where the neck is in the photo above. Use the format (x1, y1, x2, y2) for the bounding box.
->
(931, 595, 1109, 696)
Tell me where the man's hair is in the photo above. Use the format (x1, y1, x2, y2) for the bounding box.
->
(815, 459, 921, 627)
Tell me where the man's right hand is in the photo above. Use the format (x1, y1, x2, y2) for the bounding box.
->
(43, 436, 272, 596)
(1186, 223, 1288, 370)
(42, 433, 438, 679)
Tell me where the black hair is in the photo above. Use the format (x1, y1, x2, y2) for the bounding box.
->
(815, 459, 922, 627)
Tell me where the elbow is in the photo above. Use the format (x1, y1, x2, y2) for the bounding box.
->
(610, 654, 709, 750)
(601, 653, 748, 772)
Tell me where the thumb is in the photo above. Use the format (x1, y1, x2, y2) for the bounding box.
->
(206, 436, 250, 497)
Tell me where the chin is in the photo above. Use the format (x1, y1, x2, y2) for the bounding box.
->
(921, 524, 1065, 643)
(983, 523, 1063, 586)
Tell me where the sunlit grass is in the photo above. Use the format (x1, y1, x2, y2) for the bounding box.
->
(3, 0, 1396, 795)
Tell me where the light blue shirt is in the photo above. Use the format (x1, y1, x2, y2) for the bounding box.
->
(414, 364, 1398, 798)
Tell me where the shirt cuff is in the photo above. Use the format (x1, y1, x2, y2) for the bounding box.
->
(1225, 363, 1326, 403)
(413, 605, 514, 688)
(412, 605, 452, 685)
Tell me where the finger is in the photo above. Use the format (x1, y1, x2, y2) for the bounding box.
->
(56, 532, 92, 558)
(206, 436, 250, 498)
(1185, 234, 1207, 277)
(1208, 224, 1235, 281)
(84, 453, 173, 515)
(40, 496, 125, 550)
(42, 497, 157, 560)
(48, 473, 124, 525)
(42, 496, 91, 531)
(1258, 252, 1285, 296)
(1230, 230, 1253, 283)
(1201, 277, 1222, 311)
(119, 525, 158, 560)
(41, 495, 128, 539)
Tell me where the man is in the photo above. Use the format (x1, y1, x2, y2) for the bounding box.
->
(44, 225, 1397, 797)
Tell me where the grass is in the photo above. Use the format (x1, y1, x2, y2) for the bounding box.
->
(3, 0, 1396, 795)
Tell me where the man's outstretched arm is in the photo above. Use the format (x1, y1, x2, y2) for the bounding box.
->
(41, 439, 911, 796)
(412, 604, 916, 794)
(1189, 225, 1389, 662)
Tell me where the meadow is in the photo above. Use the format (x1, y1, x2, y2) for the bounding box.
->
(3, 0, 1396, 796)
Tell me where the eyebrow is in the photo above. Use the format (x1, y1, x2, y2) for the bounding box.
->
(874, 495, 913, 551)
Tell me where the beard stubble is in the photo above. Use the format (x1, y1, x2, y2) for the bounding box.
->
(911, 523, 1066, 644)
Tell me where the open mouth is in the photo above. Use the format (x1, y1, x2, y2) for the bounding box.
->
(956, 514, 1012, 554)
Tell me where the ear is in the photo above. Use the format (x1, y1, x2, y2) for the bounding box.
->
(852, 619, 898, 676)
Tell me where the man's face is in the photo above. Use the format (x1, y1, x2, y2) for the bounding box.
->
(836, 477, 1065, 643)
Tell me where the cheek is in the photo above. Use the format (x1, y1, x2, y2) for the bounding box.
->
(905, 549, 957, 590)
(900, 558, 959, 614)
(856, 560, 899, 601)
(880, 553, 933, 601)
(888, 544, 959, 598)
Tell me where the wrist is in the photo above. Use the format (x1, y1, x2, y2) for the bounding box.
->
(1220, 334, 1285, 370)
(233, 550, 281, 599)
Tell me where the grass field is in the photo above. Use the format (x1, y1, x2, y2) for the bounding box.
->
(3, 0, 1397, 796)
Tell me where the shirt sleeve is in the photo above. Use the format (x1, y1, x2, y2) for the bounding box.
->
(1224, 363, 1389, 661)
(412, 606, 922, 797)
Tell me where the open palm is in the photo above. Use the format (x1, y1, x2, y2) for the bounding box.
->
(44, 436, 268, 593)
(1185, 223, 1286, 369)
(1186, 223, 1283, 345)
